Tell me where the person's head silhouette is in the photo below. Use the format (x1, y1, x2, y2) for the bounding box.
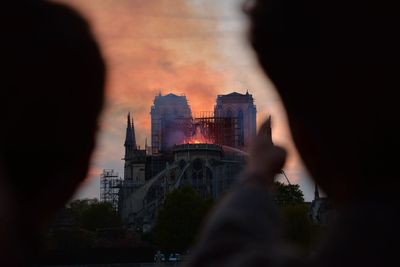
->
(0, 1, 105, 265)
(245, 0, 399, 205)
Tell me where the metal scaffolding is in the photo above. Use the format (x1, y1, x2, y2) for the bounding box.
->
(194, 113, 240, 148)
(100, 169, 122, 211)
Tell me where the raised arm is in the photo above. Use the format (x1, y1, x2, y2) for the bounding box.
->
(185, 119, 299, 267)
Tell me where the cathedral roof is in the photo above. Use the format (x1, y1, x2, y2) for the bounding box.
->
(216, 91, 254, 104)
(225, 92, 246, 97)
(164, 93, 180, 98)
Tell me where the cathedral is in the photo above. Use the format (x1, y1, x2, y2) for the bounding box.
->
(118, 92, 257, 230)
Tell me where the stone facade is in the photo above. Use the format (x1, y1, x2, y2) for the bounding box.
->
(150, 93, 192, 154)
(121, 144, 245, 230)
(120, 113, 147, 224)
(214, 91, 256, 149)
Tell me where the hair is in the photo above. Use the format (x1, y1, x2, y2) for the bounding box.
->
(246, 0, 400, 196)
(0, 1, 105, 207)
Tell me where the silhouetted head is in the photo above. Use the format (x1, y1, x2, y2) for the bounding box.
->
(0, 0, 105, 264)
(245, 0, 399, 204)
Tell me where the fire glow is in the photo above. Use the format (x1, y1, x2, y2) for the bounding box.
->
(184, 126, 213, 144)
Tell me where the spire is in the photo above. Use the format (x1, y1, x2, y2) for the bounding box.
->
(127, 112, 131, 128)
(314, 183, 320, 200)
(131, 117, 137, 150)
(124, 112, 135, 148)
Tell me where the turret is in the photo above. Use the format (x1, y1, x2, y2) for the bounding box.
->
(124, 112, 136, 181)
(124, 112, 136, 149)
(123, 113, 146, 184)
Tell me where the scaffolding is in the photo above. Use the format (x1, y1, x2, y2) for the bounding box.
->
(100, 169, 122, 211)
(194, 113, 240, 148)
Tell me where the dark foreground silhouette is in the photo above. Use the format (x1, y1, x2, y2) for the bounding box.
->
(186, 0, 400, 266)
(0, 1, 105, 266)
(1, 0, 399, 266)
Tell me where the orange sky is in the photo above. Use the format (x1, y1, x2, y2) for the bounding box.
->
(53, 0, 315, 201)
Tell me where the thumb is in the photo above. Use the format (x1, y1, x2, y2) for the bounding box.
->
(267, 145, 287, 174)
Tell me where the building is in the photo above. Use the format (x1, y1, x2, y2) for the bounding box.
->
(121, 143, 245, 230)
(214, 91, 257, 149)
(150, 93, 192, 154)
(119, 113, 147, 221)
(117, 92, 254, 229)
(123, 112, 146, 186)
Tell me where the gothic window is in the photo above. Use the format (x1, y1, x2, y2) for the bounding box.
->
(226, 109, 233, 118)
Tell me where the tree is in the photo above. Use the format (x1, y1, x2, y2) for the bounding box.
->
(274, 182, 305, 207)
(80, 202, 122, 232)
(273, 182, 320, 250)
(154, 186, 213, 253)
(281, 204, 314, 249)
(68, 198, 97, 225)
(69, 199, 122, 231)
(46, 228, 96, 250)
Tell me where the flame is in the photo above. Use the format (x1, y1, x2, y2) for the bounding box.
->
(184, 125, 212, 144)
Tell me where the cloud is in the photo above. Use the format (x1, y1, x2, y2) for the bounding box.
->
(80, 1, 227, 143)
(57, 0, 228, 199)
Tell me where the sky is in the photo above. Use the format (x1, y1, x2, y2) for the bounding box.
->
(54, 0, 316, 201)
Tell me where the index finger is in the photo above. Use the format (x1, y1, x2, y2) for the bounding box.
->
(258, 116, 273, 144)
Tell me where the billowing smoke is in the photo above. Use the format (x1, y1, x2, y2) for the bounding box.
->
(55, 0, 310, 200)
(165, 128, 187, 148)
(55, 0, 226, 145)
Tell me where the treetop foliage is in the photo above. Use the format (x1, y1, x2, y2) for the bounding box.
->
(274, 181, 305, 207)
(154, 186, 213, 252)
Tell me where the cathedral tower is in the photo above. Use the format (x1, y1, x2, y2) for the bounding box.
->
(123, 113, 146, 185)
(214, 91, 257, 149)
